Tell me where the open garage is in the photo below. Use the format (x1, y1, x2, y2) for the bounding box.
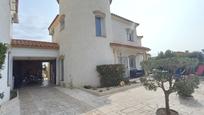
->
(10, 39, 60, 89)
(13, 59, 56, 88)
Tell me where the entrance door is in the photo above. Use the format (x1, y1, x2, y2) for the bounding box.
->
(128, 55, 136, 69)
(50, 60, 56, 84)
(119, 57, 129, 78)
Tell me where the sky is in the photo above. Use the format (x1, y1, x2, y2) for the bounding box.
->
(13, 0, 204, 56)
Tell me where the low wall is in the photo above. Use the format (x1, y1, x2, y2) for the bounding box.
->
(0, 91, 20, 115)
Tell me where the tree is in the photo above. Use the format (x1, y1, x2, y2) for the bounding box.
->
(0, 43, 7, 99)
(140, 50, 199, 115)
(187, 51, 204, 64)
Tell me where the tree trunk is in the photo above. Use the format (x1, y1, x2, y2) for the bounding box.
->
(165, 93, 171, 115)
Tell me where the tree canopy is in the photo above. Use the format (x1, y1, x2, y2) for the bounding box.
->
(140, 50, 199, 115)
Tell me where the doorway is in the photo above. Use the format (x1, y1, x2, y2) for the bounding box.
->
(13, 59, 56, 89)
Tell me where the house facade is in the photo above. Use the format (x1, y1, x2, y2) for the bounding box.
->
(0, 0, 18, 104)
(0, 0, 150, 104)
(49, 0, 150, 87)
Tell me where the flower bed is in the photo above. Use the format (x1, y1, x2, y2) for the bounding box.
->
(82, 78, 142, 96)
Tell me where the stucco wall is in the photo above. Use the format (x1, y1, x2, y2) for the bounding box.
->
(11, 48, 59, 58)
(58, 0, 114, 87)
(0, 0, 11, 104)
(111, 16, 142, 46)
(0, 0, 11, 44)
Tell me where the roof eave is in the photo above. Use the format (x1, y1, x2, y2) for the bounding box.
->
(110, 42, 151, 51)
(111, 13, 139, 26)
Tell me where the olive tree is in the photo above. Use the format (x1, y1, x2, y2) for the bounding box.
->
(140, 50, 199, 115)
(0, 43, 7, 99)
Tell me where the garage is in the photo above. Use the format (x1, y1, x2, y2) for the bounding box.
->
(13, 59, 56, 88)
(10, 39, 60, 89)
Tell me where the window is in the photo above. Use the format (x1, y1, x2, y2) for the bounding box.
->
(95, 17, 102, 36)
(60, 15, 65, 31)
(128, 55, 136, 68)
(94, 10, 106, 37)
(61, 59, 64, 81)
(50, 28, 55, 36)
(126, 29, 134, 42)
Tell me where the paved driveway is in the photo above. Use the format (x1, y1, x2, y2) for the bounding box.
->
(19, 83, 204, 115)
(19, 86, 93, 115)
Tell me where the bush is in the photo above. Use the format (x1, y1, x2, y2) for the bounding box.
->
(96, 64, 125, 87)
(0, 43, 7, 99)
(175, 76, 200, 97)
(10, 90, 17, 99)
(84, 85, 92, 89)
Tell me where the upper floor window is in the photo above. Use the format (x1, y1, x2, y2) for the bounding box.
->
(126, 29, 134, 42)
(60, 14, 65, 31)
(95, 17, 102, 36)
(93, 10, 106, 37)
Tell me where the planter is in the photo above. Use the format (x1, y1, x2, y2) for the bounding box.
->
(82, 83, 141, 96)
(156, 108, 179, 115)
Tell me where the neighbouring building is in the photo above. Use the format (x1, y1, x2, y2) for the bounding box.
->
(0, 0, 18, 104)
(0, 0, 150, 103)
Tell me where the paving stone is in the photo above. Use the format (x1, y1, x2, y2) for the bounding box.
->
(19, 82, 204, 115)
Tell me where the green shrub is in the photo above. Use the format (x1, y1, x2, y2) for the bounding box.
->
(10, 90, 17, 99)
(96, 64, 125, 87)
(84, 85, 92, 89)
(175, 76, 200, 97)
(0, 43, 7, 99)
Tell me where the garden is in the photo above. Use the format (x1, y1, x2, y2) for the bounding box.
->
(83, 50, 204, 115)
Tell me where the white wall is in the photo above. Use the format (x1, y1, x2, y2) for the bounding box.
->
(0, 0, 11, 104)
(111, 16, 141, 46)
(0, 0, 11, 44)
(57, 0, 114, 87)
(11, 48, 59, 58)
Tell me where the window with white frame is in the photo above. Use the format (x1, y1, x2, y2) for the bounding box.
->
(126, 29, 134, 42)
(94, 10, 106, 37)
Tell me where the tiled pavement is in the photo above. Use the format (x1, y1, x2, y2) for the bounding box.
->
(20, 83, 204, 115)
(19, 86, 93, 115)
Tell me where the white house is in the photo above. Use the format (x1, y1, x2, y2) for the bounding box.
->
(48, 0, 150, 87)
(0, 0, 18, 104)
(0, 0, 150, 103)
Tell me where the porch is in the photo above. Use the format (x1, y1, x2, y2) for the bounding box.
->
(110, 42, 150, 78)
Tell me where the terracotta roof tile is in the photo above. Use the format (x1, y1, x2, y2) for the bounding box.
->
(11, 39, 59, 50)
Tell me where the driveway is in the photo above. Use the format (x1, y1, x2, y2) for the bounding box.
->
(19, 86, 93, 115)
(19, 83, 204, 115)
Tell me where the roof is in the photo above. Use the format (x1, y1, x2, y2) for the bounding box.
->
(111, 13, 139, 25)
(48, 13, 139, 32)
(48, 15, 59, 31)
(110, 42, 150, 51)
(11, 39, 59, 50)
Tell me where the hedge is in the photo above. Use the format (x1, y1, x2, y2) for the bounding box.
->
(96, 64, 125, 87)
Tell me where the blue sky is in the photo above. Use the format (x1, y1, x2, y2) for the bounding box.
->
(13, 0, 204, 56)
